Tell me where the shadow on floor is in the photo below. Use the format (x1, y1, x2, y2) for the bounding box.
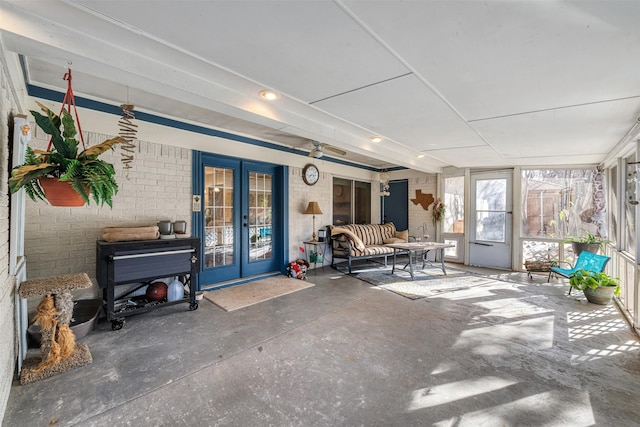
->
(5, 264, 640, 426)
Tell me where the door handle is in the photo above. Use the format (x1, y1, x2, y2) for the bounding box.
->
(471, 241, 493, 246)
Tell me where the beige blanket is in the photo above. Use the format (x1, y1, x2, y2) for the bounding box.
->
(331, 226, 366, 252)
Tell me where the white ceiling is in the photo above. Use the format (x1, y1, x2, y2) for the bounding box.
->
(1, 0, 639, 172)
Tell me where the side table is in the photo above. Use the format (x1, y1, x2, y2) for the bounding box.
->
(303, 240, 328, 272)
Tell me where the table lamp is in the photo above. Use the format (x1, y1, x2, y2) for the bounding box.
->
(304, 201, 323, 242)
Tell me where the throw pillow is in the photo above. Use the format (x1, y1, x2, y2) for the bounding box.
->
(394, 230, 409, 241)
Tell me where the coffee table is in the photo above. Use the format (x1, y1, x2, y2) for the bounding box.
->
(386, 242, 455, 280)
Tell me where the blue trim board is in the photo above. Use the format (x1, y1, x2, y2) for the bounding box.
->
(279, 165, 290, 276)
(191, 151, 203, 290)
(26, 84, 403, 173)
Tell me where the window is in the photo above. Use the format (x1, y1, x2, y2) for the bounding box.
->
(444, 176, 464, 233)
(204, 166, 234, 267)
(476, 178, 507, 242)
(333, 178, 371, 225)
(609, 164, 618, 247)
(520, 169, 606, 240)
(520, 168, 607, 267)
(624, 155, 636, 256)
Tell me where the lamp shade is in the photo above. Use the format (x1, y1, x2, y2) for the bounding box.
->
(304, 201, 323, 215)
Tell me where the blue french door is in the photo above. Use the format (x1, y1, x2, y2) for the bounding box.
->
(382, 180, 408, 230)
(194, 152, 286, 286)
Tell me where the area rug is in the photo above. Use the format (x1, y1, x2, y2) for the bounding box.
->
(203, 276, 314, 311)
(353, 266, 495, 300)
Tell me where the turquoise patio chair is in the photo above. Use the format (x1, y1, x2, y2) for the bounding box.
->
(548, 251, 610, 295)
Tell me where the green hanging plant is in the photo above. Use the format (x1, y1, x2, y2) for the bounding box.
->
(432, 198, 446, 225)
(9, 102, 125, 207)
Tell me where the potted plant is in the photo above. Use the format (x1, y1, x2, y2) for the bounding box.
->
(562, 230, 609, 256)
(9, 102, 124, 207)
(569, 270, 620, 305)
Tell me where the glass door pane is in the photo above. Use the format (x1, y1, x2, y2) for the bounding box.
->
(332, 178, 371, 225)
(333, 177, 351, 226)
(204, 166, 234, 268)
(475, 178, 507, 242)
(354, 181, 371, 224)
(444, 176, 465, 233)
(249, 172, 272, 262)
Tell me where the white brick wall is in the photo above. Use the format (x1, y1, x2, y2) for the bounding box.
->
(24, 130, 192, 290)
(408, 174, 438, 240)
(288, 165, 333, 267)
(288, 166, 396, 268)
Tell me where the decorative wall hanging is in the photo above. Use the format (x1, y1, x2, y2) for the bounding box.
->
(118, 103, 138, 178)
(432, 198, 446, 225)
(410, 189, 434, 211)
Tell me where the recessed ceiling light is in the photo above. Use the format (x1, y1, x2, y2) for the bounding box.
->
(370, 136, 382, 143)
(417, 153, 425, 159)
(259, 90, 280, 101)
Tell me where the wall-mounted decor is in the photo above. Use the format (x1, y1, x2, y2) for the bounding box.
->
(410, 189, 434, 211)
(302, 164, 320, 186)
(432, 198, 446, 225)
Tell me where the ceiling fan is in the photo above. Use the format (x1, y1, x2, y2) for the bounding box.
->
(308, 140, 347, 159)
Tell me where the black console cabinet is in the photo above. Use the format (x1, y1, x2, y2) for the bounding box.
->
(96, 238, 200, 330)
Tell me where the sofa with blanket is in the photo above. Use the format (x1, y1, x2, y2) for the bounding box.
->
(330, 223, 409, 273)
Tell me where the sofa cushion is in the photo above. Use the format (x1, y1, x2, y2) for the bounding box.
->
(331, 223, 400, 256)
(341, 223, 396, 246)
(360, 245, 396, 256)
(383, 237, 406, 244)
(394, 230, 409, 241)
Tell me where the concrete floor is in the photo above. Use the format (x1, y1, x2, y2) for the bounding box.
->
(4, 265, 640, 426)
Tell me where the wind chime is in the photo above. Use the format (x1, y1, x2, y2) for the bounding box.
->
(118, 103, 138, 178)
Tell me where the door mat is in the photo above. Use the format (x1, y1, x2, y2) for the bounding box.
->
(203, 276, 315, 312)
(353, 267, 495, 300)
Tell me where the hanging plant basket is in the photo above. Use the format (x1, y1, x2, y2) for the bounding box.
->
(38, 178, 86, 207)
(8, 69, 125, 207)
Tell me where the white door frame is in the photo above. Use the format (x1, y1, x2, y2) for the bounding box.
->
(468, 170, 513, 269)
(11, 115, 29, 371)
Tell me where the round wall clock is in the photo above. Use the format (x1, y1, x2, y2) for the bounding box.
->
(302, 164, 320, 186)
